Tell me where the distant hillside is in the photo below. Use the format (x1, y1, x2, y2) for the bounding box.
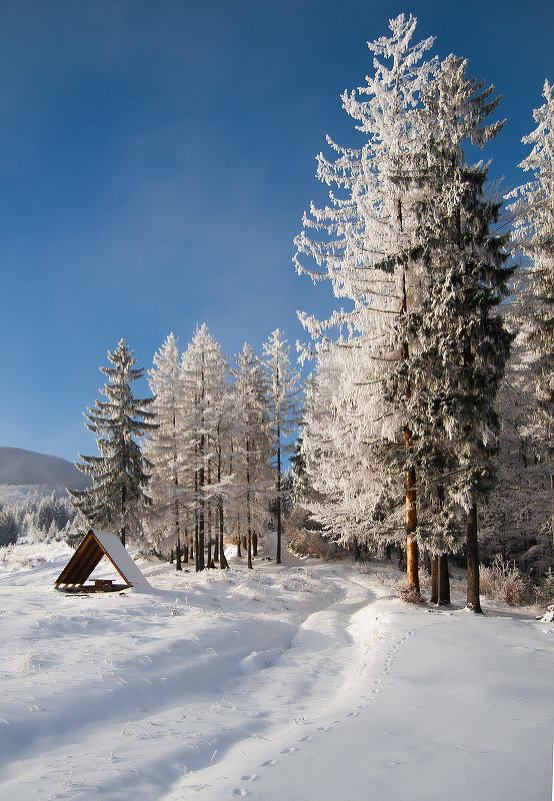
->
(0, 447, 90, 491)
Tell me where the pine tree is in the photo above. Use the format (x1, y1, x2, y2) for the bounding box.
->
(480, 328, 552, 573)
(0, 505, 18, 546)
(508, 79, 554, 547)
(70, 339, 156, 547)
(402, 55, 512, 610)
(181, 325, 229, 571)
(145, 333, 187, 565)
(294, 13, 436, 589)
(231, 344, 271, 569)
(262, 329, 301, 563)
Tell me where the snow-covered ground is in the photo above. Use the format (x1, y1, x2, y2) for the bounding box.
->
(0, 538, 552, 801)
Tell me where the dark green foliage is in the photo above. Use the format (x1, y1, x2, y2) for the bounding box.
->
(70, 339, 156, 546)
(0, 506, 18, 546)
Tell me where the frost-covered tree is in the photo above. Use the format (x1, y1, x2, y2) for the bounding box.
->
(0, 505, 18, 546)
(231, 344, 271, 569)
(480, 328, 552, 573)
(70, 339, 156, 547)
(262, 329, 300, 563)
(298, 343, 395, 552)
(294, 13, 437, 590)
(400, 54, 511, 611)
(508, 79, 554, 545)
(145, 333, 187, 566)
(181, 325, 230, 571)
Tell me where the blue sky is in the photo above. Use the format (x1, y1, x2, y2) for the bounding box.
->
(0, 0, 552, 461)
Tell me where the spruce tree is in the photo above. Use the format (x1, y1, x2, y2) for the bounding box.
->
(70, 339, 156, 547)
(145, 333, 186, 564)
(294, 13, 436, 589)
(231, 344, 271, 569)
(181, 324, 229, 571)
(402, 55, 512, 611)
(508, 80, 554, 546)
(262, 329, 300, 564)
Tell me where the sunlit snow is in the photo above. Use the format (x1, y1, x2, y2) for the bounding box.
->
(0, 537, 552, 800)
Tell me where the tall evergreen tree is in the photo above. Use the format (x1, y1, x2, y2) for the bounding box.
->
(262, 329, 300, 564)
(508, 79, 554, 546)
(294, 13, 436, 590)
(401, 55, 512, 610)
(70, 339, 156, 547)
(231, 343, 271, 569)
(181, 324, 229, 571)
(145, 333, 186, 564)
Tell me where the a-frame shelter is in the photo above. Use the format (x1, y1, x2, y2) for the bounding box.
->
(55, 529, 151, 592)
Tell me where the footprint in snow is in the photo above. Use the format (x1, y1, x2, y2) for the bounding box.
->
(280, 747, 298, 755)
(260, 759, 277, 767)
(299, 734, 313, 742)
(316, 726, 331, 732)
(346, 711, 359, 718)
(240, 774, 259, 782)
(232, 789, 250, 797)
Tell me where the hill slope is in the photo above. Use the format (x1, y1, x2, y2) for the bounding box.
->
(0, 446, 89, 490)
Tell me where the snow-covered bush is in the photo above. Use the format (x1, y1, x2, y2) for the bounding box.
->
(285, 511, 344, 561)
(480, 556, 528, 606)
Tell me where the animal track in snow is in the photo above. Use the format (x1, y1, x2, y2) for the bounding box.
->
(260, 759, 277, 767)
(299, 734, 313, 742)
(280, 746, 298, 755)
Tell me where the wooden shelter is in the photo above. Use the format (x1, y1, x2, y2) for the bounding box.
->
(55, 529, 151, 593)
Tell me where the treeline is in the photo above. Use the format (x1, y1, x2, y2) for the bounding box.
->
(19, 13, 551, 612)
(0, 491, 81, 546)
(69, 327, 299, 570)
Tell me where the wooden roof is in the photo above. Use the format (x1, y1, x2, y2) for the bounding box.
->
(55, 529, 151, 591)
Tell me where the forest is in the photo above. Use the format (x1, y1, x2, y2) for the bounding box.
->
(6, 13, 550, 614)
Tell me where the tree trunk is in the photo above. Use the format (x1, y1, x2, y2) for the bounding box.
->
(183, 528, 189, 564)
(176, 534, 182, 571)
(120, 484, 126, 547)
(466, 501, 483, 613)
(236, 519, 241, 558)
(438, 553, 450, 605)
(401, 259, 419, 593)
(198, 484, 205, 571)
(276, 438, 282, 564)
(405, 460, 419, 592)
(354, 539, 361, 563)
(252, 532, 258, 557)
(551, 472, 553, 552)
(430, 555, 438, 604)
(170, 549, 174, 564)
(219, 500, 228, 569)
(247, 491, 253, 570)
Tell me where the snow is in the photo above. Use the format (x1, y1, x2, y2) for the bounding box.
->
(0, 538, 552, 801)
